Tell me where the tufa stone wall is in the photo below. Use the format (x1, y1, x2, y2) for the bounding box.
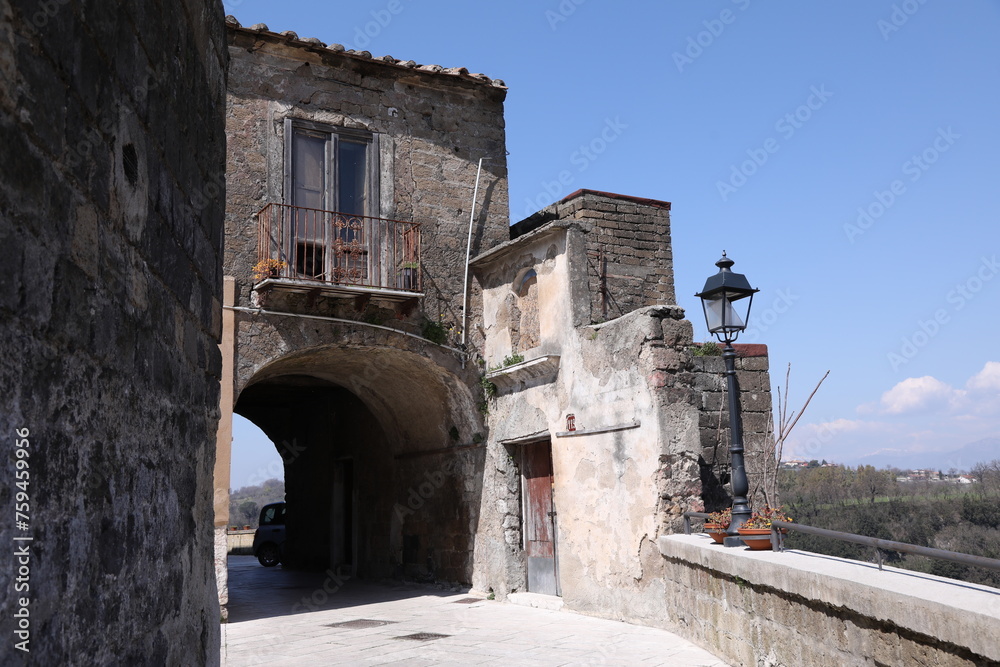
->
(0, 0, 227, 663)
(224, 20, 509, 350)
(220, 19, 509, 584)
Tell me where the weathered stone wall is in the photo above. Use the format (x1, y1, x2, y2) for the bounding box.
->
(224, 19, 509, 350)
(471, 220, 703, 625)
(0, 0, 227, 663)
(220, 19, 510, 584)
(511, 189, 674, 323)
(658, 535, 1000, 667)
(472, 203, 774, 627)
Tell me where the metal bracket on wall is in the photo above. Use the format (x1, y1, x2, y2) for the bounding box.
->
(554, 420, 640, 438)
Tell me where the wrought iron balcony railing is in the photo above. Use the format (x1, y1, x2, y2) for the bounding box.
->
(255, 203, 421, 295)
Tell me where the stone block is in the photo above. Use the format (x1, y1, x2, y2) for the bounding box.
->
(642, 345, 687, 371)
(661, 317, 693, 347)
(742, 391, 772, 413)
(737, 356, 769, 371)
(692, 356, 726, 374)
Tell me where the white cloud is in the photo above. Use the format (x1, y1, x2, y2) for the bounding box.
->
(783, 362, 1000, 466)
(967, 361, 1000, 392)
(879, 376, 960, 415)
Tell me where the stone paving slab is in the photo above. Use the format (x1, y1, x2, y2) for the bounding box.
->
(221, 557, 729, 666)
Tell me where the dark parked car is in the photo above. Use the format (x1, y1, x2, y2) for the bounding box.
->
(252, 502, 286, 567)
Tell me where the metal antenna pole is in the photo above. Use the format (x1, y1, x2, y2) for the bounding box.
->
(460, 157, 485, 360)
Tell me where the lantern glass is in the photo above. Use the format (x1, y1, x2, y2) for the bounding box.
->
(702, 295, 747, 334)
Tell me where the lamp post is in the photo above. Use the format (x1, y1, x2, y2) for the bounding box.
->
(695, 252, 759, 547)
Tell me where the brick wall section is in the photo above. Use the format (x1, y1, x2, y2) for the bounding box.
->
(512, 189, 674, 323)
(691, 344, 774, 511)
(0, 1, 227, 663)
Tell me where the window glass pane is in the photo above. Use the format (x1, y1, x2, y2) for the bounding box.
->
(292, 131, 326, 250)
(292, 131, 326, 210)
(337, 139, 367, 216)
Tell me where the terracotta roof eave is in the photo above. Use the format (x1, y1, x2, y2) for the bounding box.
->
(224, 17, 507, 90)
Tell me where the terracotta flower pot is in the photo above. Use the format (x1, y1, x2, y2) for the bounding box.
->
(737, 527, 774, 550)
(704, 522, 728, 544)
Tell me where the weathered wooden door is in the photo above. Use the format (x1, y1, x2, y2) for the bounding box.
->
(523, 441, 559, 596)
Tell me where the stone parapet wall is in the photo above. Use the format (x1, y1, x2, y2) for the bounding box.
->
(227, 529, 255, 554)
(658, 535, 1000, 667)
(0, 0, 228, 662)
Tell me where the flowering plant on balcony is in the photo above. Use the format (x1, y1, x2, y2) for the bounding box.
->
(252, 258, 287, 282)
(742, 505, 792, 530)
(707, 507, 732, 529)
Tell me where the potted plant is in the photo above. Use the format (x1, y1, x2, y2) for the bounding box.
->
(252, 258, 287, 282)
(704, 508, 731, 544)
(737, 506, 792, 550)
(400, 261, 419, 290)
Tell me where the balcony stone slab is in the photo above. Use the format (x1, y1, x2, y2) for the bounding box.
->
(485, 355, 560, 392)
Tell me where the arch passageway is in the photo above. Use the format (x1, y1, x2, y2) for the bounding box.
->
(235, 345, 485, 583)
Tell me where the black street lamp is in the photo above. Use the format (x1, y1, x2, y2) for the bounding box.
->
(695, 252, 759, 547)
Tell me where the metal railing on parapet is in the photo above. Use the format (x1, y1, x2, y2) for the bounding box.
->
(682, 511, 1000, 573)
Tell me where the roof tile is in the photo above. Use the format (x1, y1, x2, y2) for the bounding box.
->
(227, 17, 506, 88)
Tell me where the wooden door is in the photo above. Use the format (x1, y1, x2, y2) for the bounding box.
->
(523, 441, 559, 596)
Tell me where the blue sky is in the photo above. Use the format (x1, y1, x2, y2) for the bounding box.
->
(225, 0, 1000, 488)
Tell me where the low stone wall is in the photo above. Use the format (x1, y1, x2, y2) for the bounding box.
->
(227, 529, 255, 555)
(658, 535, 1000, 667)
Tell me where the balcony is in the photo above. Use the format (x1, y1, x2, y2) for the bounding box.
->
(255, 203, 422, 302)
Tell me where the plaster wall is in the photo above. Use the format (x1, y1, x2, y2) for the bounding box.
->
(471, 192, 774, 627)
(472, 222, 705, 625)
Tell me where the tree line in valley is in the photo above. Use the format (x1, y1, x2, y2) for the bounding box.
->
(228, 478, 284, 529)
(776, 461, 1000, 588)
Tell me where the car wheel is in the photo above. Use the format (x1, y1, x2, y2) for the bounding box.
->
(257, 543, 281, 567)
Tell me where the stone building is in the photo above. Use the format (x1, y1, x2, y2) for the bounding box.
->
(216, 17, 510, 604)
(215, 16, 772, 624)
(0, 0, 227, 663)
(470, 190, 772, 623)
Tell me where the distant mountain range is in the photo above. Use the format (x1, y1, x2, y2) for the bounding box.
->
(839, 437, 1000, 472)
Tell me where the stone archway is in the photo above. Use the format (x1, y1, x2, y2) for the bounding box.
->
(233, 344, 486, 582)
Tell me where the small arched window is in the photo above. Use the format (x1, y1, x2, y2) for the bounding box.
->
(513, 268, 537, 298)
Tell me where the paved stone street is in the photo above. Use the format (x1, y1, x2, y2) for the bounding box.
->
(221, 556, 730, 666)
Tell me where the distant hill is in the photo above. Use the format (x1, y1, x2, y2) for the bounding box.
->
(229, 478, 284, 528)
(842, 437, 1000, 471)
